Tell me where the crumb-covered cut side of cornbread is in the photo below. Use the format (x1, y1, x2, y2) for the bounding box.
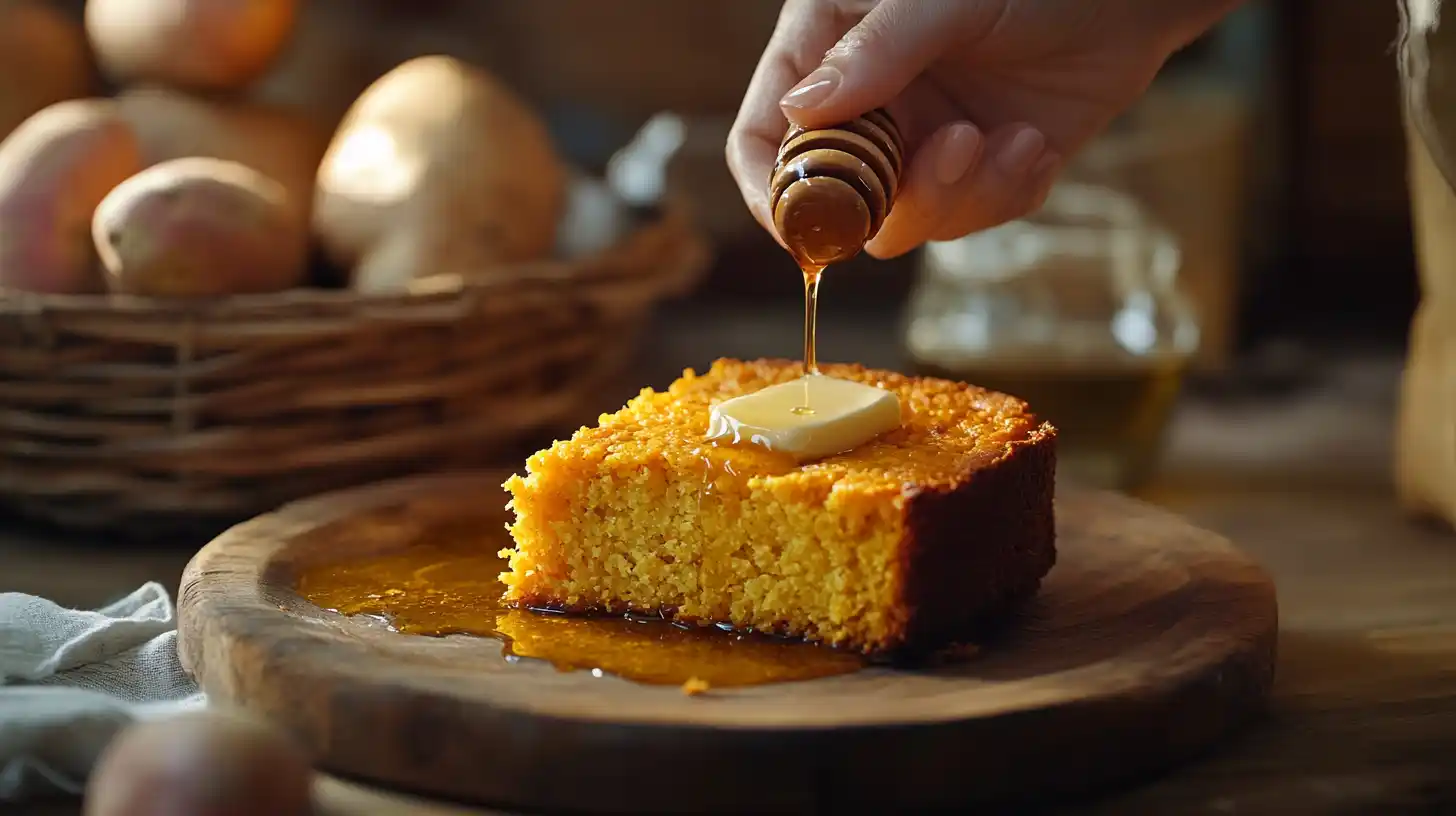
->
(502, 440, 908, 648)
(501, 358, 1056, 655)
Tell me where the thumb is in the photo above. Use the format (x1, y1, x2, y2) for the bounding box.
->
(778, 0, 973, 128)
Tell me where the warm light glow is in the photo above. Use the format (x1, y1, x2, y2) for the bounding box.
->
(319, 125, 421, 205)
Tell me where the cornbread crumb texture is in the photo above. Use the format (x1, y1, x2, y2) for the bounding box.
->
(680, 677, 710, 696)
(502, 358, 1056, 654)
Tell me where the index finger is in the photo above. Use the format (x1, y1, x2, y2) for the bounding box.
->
(726, 0, 843, 243)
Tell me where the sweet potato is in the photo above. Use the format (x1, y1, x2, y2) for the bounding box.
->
(0, 99, 141, 294)
(0, 0, 94, 140)
(116, 87, 328, 227)
(85, 0, 297, 92)
(313, 55, 567, 293)
(93, 157, 307, 297)
(85, 709, 311, 816)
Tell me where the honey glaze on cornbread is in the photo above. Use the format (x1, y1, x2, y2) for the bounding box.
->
(296, 525, 864, 687)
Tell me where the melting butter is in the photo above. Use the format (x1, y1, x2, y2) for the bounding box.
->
(706, 375, 901, 461)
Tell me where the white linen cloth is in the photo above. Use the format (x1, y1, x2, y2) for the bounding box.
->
(0, 582, 206, 800)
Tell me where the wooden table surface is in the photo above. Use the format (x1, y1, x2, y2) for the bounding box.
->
(5, 312, 1455, 814)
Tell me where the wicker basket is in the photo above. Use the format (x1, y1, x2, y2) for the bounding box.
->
(0, 211, 707, 536)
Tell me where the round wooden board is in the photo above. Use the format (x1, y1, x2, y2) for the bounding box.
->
(177, 470, 1278, 814)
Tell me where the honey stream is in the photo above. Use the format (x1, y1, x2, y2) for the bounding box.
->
(800, 262, 825, 377)
(795, 260, 826, 417)
(296, 524, 865, 688)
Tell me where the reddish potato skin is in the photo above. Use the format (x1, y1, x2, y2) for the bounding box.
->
(0, 0, 94, 141)
(86, 0, 298, 92)
(0, 99, 142, 295)
(93, 157, 307, 298)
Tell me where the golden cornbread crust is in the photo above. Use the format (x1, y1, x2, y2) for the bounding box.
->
(501, 358, 1057, 657)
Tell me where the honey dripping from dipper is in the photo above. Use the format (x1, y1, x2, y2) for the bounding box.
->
(769, 109, 904, 412)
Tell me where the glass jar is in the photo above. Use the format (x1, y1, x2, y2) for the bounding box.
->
(902, 182, 1199, 491)
(1396, 0, 1456, 523)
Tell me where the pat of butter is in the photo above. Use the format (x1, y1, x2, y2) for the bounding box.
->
(706, 375, 902, 461)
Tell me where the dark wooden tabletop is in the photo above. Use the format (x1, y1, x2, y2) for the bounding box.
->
(7, 309, 1455, 815)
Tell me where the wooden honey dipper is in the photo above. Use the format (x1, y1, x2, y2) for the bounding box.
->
(769, 108, 904, 266)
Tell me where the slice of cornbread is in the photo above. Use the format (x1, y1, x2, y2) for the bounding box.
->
(500, 358, 1057, 657)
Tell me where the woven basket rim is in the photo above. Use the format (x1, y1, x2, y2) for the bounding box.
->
(0, 199, 709, 533)
(0, 208, 703, 319)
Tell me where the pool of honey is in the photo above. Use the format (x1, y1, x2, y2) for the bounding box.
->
(295, 526, 866, 688)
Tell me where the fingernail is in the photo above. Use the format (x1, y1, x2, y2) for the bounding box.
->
(935, 123, 983, 187)
(996, 128, 1045, 176)
(781, 65, 843, 111)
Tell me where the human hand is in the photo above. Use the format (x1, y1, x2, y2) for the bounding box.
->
(727, 0, 1242, 259)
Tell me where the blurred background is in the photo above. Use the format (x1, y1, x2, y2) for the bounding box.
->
(26, 0, 1397, 352)
(300, 0, 1414, 494)
(333, 0, 1409, 354)
(7, 7, 1456, 813)
(0, 0, 1440, 561)
(335, 1, 1407, 367)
